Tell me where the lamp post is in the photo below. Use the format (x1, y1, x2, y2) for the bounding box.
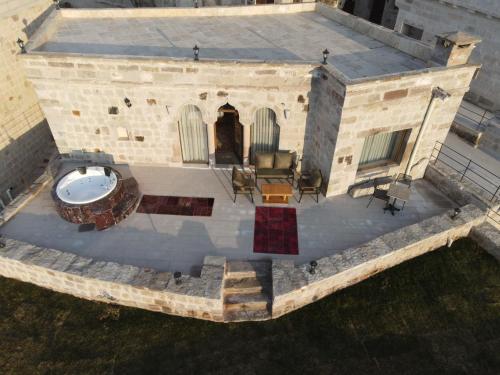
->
(193, 45, 200, 61)
(322, 49, 330, 64)
(16, 38, 26, 54)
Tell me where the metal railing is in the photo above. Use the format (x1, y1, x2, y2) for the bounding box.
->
(454, 103, 494, 132)
(430, 141, 500, 203)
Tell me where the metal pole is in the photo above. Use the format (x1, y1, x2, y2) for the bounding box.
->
(461, 159, 471, 181)
(404, 87, 450, 176)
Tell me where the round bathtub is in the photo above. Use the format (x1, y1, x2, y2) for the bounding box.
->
(52, 166, 139, 230)
(55, 166, 118, 205)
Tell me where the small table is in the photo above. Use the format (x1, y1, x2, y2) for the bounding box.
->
(261, 183, 293, 204)
(384, 183, 410, 215)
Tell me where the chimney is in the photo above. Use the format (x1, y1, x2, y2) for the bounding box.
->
(429, 32, 481, 67)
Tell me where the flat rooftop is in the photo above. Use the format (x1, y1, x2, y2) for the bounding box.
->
(34, 9, 427, 79)
(0, 165, 455, 275)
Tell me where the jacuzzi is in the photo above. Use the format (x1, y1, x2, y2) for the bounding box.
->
(52, 166, 139, 230)
(56, 166, 118, 205)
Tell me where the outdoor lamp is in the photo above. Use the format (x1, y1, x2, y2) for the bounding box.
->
(174, 271, 182, 285)
(16, 38, 26, 54)
(193, 45, 200, 61)
(322, 49, 330, 65)
(450, 207, 461, 220)
(53, 0, 60, 9)
(124, 97, 132, 108)
(309, 260, 318, 275)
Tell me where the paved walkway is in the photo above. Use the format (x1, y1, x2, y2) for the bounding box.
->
(0, 165, 454, 275)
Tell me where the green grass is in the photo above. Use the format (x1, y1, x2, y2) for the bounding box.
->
(1, 238, 499, 374)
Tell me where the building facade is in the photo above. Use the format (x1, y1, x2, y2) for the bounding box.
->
(394, 0, 500, 112)
(0, 0, 54, 205)
(21, 3, 480, 197)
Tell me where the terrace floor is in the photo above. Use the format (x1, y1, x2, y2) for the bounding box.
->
(0, 165, 455, 275)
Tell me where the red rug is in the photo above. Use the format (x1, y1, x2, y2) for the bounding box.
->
(254, 207, 298, 255)
(136, 195, 214, 216)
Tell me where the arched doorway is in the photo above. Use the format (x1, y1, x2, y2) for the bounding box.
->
(214, 103, 243, 165)
(250, 108, 280, 164)
(178, 105, 208, 164)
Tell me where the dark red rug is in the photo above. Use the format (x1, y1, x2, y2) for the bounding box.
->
(254, 207, 298, 255)
(136, 195, 214, 216)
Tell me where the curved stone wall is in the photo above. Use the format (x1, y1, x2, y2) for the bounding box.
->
(271, 204, 486, 318)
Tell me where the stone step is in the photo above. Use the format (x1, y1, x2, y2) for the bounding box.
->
(224, 309, 271, 322)
(225, 261, 271, 279)
(224, 292, 270, 311)
(224, 276, 271, 294)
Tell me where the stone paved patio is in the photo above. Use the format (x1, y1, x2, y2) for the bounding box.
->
(0, 165, 455, 275)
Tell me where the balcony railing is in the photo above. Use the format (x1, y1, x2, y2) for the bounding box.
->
(430, 141, 500, 204)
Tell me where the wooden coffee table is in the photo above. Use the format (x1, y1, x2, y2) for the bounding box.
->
(261, 183, 293, 204)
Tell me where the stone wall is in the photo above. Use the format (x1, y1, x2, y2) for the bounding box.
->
(394, 0, 500, 111)
(22, 54, 314, 166)
(272, 204, 486, 318)
(0, 238, 226, 321)
(324, 64, 477, 196)
(0, 0, 55, 203)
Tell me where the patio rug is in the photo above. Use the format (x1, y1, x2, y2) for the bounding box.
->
(254, 207, 298, 255)
(136, 195, 214, 216)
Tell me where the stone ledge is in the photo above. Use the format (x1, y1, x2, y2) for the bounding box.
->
(470, 222, 500, 261)
(272, 204, 487, 318)
(0, 238, 226, 322)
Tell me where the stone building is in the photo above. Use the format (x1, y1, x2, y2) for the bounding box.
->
(339, 0, 398, 29)
(21, 3, 480, 197)
(394, 0, 500, 112)
(0, 0, 54, 206)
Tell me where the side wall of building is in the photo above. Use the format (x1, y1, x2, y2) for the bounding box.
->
(22, 55, 314, 167)
(0, 0, 55, 203)
(325, 65, 477, 196)
(395, 0, 500, 111)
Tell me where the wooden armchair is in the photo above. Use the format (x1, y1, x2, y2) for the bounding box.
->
(232, 166, 255, 203)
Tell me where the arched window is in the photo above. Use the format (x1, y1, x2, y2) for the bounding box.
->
(250, 108, 280, 163)
(178, 105, 208, 163)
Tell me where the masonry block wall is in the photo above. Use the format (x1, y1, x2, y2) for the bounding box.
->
(323, 65, 477, 196)
(0, 0, 55, 202)
(395, 0, 500, 111)
(22, 55, 314, 166)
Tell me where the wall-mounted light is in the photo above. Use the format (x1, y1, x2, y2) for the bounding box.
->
(16, 38, 26, 54)
(308, 260, 317, 275)
(322, 48, 330, 65)
(53, 0, 60, 10)
(174, 271, 182, 285)
(193, 45, 200, 61)
(124, 97, 132, 108)
(450, 207, 461, 220)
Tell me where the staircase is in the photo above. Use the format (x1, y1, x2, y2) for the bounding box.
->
(223, 261, 272, 322)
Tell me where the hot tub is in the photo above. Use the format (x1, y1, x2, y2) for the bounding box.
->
(52, 166, 139, 230)
(56, 166, 118, 205)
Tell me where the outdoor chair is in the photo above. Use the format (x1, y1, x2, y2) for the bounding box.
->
(232, 166, 255, 203)
(298, 169, 323, 203)
(366, 187, 389, 208)
(395, 173, 412, 187)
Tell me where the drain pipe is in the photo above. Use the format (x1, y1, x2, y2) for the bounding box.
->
(405, 87, 451, 176)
